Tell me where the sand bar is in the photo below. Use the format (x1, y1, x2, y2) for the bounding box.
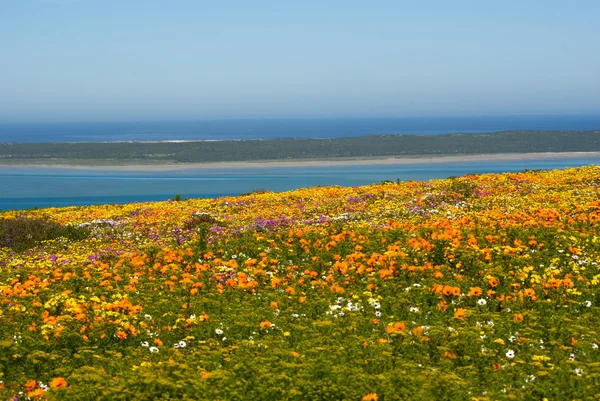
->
(1, 152, 600, 171)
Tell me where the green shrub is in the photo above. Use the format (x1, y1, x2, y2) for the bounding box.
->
(0, 217, 90, 252)
(240, 188, 270, 196)
(183, 213, 221, 231)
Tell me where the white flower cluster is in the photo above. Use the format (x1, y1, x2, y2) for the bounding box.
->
(216, 325, 228, 341)
(368, 298, 381, 317)
(78, 218, 125, 227)
(326, 297, 364, 318)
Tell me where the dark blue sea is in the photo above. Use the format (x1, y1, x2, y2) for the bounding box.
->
(2, 157, 600, 211)
(1, 115, 599, 142)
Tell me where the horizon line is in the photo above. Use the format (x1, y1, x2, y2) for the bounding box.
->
(2, 112, 600, 125)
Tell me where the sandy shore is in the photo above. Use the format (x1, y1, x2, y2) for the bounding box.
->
(1, 152, 600, 171)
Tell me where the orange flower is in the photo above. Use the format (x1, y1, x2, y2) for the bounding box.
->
(28, 389, 45, 398)
(25, 379, 37, 391)
(260, 320, 271, 328)
(49, 377, 68, 389)
(523, 288, 536, 298)
(467, 287, 482, 297)
(513, 313, 524, 322)
(362, 393, 379, 401)
(153, 338, 163, 347)
(412, 326, 424, 337)
(489, 277, 499, 287)
(442, 286, 453, 296)
(386, 321, 406, 333)
(433, 301, 446, 312)
(454, 308, 466, 319)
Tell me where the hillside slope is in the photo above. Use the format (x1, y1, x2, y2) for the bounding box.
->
(1, 166, 600, 400)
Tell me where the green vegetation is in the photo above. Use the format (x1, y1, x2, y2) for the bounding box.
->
(0, 217, 90, 252)
(2, 166, 600, 399)
(0, 166, 600, 401)
(1, 130, 599, 164)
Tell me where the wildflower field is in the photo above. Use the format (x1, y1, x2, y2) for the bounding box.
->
(2, 165, 600, 400)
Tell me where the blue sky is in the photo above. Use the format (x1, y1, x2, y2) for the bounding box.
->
(1, 0, 599, 122)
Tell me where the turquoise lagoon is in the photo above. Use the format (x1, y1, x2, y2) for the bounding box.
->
(1, 157, 599, 211)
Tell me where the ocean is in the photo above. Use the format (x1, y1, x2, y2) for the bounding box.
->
(2, 157, 600, 211)
(1, 115, 600, 142)
(1, 115, 600, 211)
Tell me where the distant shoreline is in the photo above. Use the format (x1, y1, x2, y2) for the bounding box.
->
(2, 152, 599, 171)
(3, 130, 600, 165)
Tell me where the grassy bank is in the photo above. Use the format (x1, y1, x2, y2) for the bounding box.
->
(1, 165, 600, 399)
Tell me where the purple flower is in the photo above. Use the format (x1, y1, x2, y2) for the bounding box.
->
(210, 226, 223, 234)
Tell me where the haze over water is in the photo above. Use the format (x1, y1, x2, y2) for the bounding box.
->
(1, 115, 600, 143)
